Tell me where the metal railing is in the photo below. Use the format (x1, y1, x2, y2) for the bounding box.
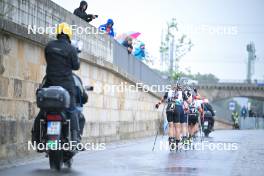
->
(218, 79, 264, 84)
(197, 79, 264, 86)
(0, 0, 170, 88)
(0, 0, 113, 62)
(112, 40, 169, 87)
(240, 117, 264, 129)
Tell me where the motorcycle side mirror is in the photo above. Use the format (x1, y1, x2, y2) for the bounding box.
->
(77, 40, 83, 52)
(85, 86, 94, 91)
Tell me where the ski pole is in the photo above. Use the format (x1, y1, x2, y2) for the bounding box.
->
(152, 104, 166, 151)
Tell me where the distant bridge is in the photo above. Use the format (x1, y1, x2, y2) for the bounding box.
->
(196, 82, 264, 102)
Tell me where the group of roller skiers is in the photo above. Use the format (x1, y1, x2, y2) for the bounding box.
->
(155, 83, 215, 151)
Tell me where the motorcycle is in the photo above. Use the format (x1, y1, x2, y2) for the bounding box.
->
(202, 111, 213, 137)
(36, 85, 93, 170)
(33, 40, 90, 170)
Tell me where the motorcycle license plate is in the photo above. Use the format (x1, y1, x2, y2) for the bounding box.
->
(47, 121, 61, 135)
(204, 121, 209, 129)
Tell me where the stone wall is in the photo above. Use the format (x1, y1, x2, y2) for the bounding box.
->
(0, 28, 162, 163)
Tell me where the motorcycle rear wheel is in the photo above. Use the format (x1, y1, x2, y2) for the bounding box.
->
(49, 150, 63, 171)
(204, 130, 210, 137)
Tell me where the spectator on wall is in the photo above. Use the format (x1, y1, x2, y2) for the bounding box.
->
(133, 42, 145, 60)
(99, 19, 115, 37)
(73, 1, 98, 23)
(122, 36, 133, 54)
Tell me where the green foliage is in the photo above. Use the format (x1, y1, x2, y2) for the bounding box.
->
(169, 71, 219, 84)
(248, 99, 263, 116)
(170, 71, 192, 81)
(194, 73, 219, 84)
(171, 71, 183, 80)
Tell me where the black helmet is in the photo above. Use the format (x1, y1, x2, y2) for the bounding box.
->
(175, 82, 182, 90)
(183, 90, 192, 101)
(193, 88, 197, 93)
(204, 111, 212, 117)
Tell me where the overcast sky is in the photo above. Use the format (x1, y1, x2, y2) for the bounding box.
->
(52, 0, 264, 80)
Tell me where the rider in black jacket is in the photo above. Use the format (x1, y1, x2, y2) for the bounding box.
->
(203, 103, 215, 129)
(44, 25, 80, 107)
(32, 23, 81, 145)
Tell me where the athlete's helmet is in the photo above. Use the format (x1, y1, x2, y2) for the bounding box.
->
(56, 22, 73, 40)
(183, 90, 192, 101)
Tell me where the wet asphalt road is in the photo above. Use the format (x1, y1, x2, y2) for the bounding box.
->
(1, 130, 264, 176)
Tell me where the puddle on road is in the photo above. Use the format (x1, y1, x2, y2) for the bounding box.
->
(140, 166, 199, 175)
(164, 166, 198, 173)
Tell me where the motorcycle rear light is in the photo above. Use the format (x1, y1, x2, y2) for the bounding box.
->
(47, 114, 62, 121)
(49, 136, 57, 140)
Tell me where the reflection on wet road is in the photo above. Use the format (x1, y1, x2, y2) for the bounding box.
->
(1, 130, 264, 176)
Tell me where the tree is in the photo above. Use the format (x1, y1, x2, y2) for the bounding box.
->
(194, 73, 219, 84)
(160, 18, 193, 74)
(169, 70, 219, 84)
(248, 99, 263, 117)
